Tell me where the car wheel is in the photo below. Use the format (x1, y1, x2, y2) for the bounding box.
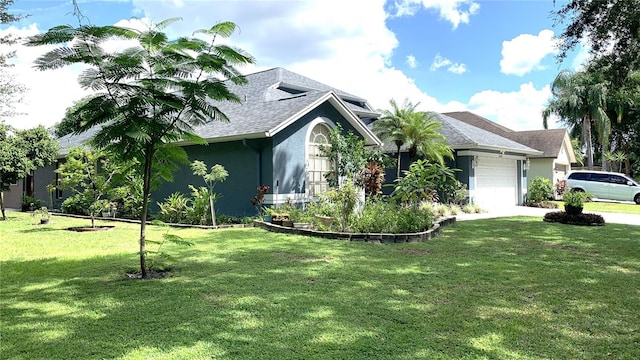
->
(635, 194, 640, 205)
(572, 188, 584, 192)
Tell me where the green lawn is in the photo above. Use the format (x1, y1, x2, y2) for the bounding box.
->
(552, 200, 640, 214)
(2, 212, 639, 359)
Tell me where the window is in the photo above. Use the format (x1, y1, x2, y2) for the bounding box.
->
(568, 172, 590, 181)
(591, 173, 609, 182)
(307, 123, 332, 197)
(610, 175, 628, 185)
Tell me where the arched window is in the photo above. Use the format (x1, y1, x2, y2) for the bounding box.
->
(307, 123, 332, 197)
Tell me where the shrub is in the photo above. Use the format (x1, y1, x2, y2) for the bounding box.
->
(157, 192, 189, 224)
(435, 204, 449, 217)
(562, 190, 592, 208)
(325, 179, 359, 232)
(449, 204, 461, 215)
(61, 194, 91, 215)
(528, 177, 553, 203)
(350, 199, 397, 233)
(186, 185, 211, 225)
(391, 205, 434, 233)
(350, 199, 434, 234)
(21, 195, 42, 212)
(462, 203, 484, 214)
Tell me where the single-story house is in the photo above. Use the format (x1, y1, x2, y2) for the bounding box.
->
(443, 111, 576, 192)
(23, 69, 558, 214)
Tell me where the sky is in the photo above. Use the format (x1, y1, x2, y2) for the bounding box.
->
(0, 0, 588, 132)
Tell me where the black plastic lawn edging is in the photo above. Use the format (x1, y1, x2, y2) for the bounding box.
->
(254, 216, 457, 243)
(543, 211, 605, 226)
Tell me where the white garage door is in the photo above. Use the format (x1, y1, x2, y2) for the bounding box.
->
(474, 156, 517, 209)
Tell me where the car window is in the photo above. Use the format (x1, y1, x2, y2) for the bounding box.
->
(591, 173, 609, 182)
(610, 175, 629, 184)
(568, 172, 590, 180)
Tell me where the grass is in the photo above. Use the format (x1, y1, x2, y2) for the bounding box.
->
(552, 200, 640, 214)
(2, 212, 640, 359)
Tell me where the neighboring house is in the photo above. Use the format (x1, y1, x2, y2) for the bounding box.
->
(372, 113, 542, 209)
(36, 67, 382, 216)
(444, 111, 576, 193)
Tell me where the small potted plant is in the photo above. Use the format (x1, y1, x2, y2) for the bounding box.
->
(33, 206, 50, 224)
(562, 190, 591, 215)
(263, 206, 277, 223)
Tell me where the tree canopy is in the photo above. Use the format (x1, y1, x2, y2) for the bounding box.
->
(554, 0, 640, 84)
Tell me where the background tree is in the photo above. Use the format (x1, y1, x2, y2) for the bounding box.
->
(374, 98, 417, 180)
(56, 147, 133, 228)
(553, 0, 640, 85)
(27, 19, 254, 278)
(0, 124, 58, 220)
(190, 160, 228, 227)
(543, 69, 610, 170)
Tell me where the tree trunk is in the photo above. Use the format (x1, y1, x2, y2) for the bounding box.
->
(395, 144, 402, 180)
(584, 116, 594, 170)
(1, 192, 6, 221)
(139, 149, 154, 279)
(209, 192, 215, 226)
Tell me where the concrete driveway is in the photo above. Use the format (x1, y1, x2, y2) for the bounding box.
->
(456, 205, 640, 226)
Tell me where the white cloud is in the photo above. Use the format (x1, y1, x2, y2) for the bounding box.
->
(466, 82, 554, 130)
(390, 0, 480, 29)
(500, 29, 559, 76)
(0, 24, 91, 130)
(430, 53, 452, 70)
(406, 55, 418, 68)
(447, 63, 467, 75)
(429, 53, 467, 74)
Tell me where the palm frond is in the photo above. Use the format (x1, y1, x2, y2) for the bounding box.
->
(193, 21, 237, 38)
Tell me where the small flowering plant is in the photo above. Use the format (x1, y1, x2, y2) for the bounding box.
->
(251, 185, 270, 215)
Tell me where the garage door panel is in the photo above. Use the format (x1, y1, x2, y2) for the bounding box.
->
(474, 157, 517, 208)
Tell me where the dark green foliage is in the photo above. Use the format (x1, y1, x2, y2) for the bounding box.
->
(60, 193, 92, 215)
(392, 159, 458, 205)
(543, 211, 605, 226)
(20, 195, 42, 212)
(320, 123, 369, 188)
(350, 198, 434, 233)
(554, 0, 640, 84)
(528, 177, 554, 203)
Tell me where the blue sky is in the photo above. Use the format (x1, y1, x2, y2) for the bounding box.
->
(1, 0, 586, 131)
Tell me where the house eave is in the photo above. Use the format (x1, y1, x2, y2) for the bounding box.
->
(452, 143, 543, 156)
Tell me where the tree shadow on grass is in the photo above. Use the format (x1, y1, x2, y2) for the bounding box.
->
(3, 223, 640, 359)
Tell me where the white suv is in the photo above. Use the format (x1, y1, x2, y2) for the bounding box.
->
(565, 170, 640, 204)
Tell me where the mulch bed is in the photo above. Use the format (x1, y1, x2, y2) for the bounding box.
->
(543, 211, 605, 226)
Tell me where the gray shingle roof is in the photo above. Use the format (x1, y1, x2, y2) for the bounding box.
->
(443, 111, 569, 158)
(57, 67, 381, 153)
(436, 113, 541, 154)
(370, 112, 541, 155)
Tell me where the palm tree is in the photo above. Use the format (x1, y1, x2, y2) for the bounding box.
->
(27, 19, 254, 278)
(374, 98, 418, 180)
(543, 69, 611, 170)
(402, 111, 453, 165)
